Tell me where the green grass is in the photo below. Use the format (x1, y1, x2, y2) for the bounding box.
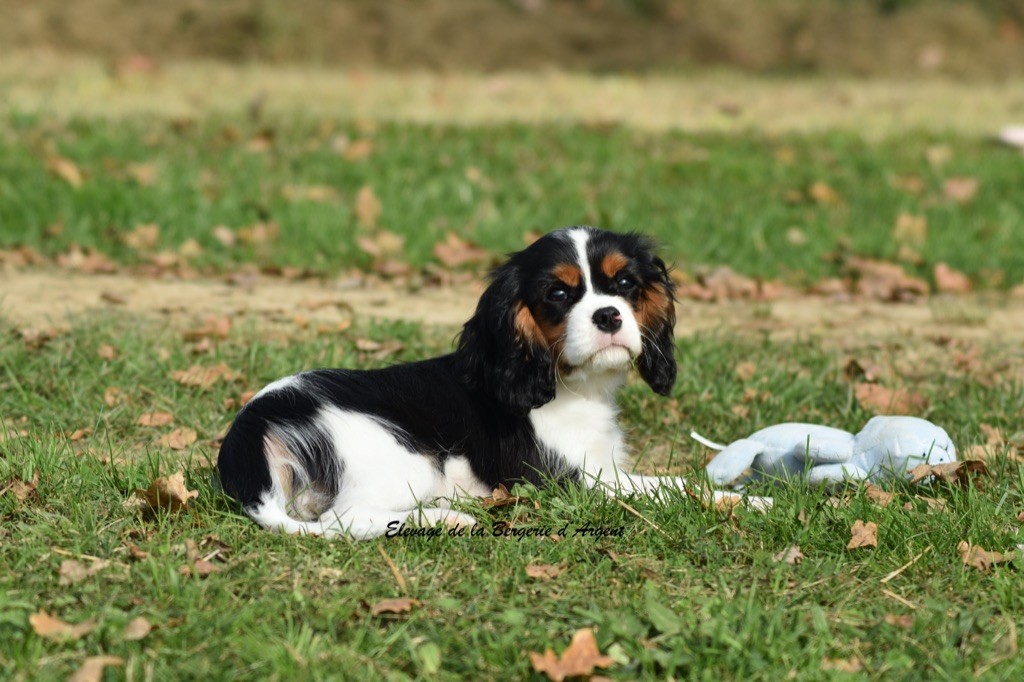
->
(2, 114, 1023, 288)
(2, 315, 1023, 680)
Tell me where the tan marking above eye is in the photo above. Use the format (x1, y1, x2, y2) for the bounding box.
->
(551, 263, 581, 288)
(600, 252, 630, 279)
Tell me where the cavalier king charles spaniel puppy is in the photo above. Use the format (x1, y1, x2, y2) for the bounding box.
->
(217, 226, 770, 539)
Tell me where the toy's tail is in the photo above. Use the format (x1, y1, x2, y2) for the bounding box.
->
(689, 431, 726, 451)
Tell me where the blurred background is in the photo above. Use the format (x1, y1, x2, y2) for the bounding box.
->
(4, 0, 1024, 76)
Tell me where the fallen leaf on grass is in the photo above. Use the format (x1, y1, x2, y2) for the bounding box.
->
(236, 221, 279, 247)
(845, 258, 928, 301)
(943, 177, 979, 203)
(482, 484, 526, 509)
(132, 471, 198, 513)
(865, 484, 897, 508)
(69, 428, 92, 441)
(281, 184, 339, 203)
(843, 357, 884, 383)
(98, 344, 118, 360)
(58, 559, 110, 585)
(934, 263, 971, 294)
(211, 225, 236, 247)
(370, 598, 419, 616)
(343, 139, 374, 161)
(355, 229, 405, 258)
(170, 363, 239, 389)
(137, 412, 174, 427)
(2, 472, 39, 502)
(69, 656, 124, 682)
(529, 628, 614, 682)
(525, 564, 564, 580)
(123, 223, 160, 251)
(1017, 511, 1024, 524)
(29, 611, 96, 641)
(47, 155, 83, 187)
(908, 460, 989, 486)
(179, 559, 221, 577)
(433, 232, 489, 268)
(854, 383, 927, 415)
(157, 427, 198, 450)
(127, 162, 159, 186)
(355, 185, 382, 229)
(884, 613, 915, 629)
(55, 246, 117, 274)
(184, 315, 232, 341)
(822, 657, 863, 673)
(122, 616, 152, 641)
(808, 181, 841, 205)
(773, 545, 805, 565)
(957, 541, 1016, 571)
(847, 520, 878, 550)
(892, 213, 927, 247)
(734, 361, 756, 382)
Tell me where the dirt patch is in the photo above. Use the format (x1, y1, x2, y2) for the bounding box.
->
(4, 53, 1024, 137)
(5, 268, 1024, 345)
(2, 0, 1024, 77)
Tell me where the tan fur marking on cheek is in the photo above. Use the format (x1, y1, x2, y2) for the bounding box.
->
(515, 304, 548, 348)
(600, 252, 630, 279)
(637, 282, 672, 330)
(552, 264, 581, 288)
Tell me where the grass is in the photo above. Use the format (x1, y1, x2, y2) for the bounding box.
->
(2, 314, 1023, 680)
(2, 114, 1024, 289)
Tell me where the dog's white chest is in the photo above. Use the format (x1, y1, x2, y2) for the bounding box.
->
(529, 391, 625, 474)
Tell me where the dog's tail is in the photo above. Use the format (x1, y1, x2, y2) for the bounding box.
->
(689, 430, 726, 451)
(217, 381, 344, 537)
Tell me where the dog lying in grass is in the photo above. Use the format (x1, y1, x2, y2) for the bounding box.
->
(218, 226, 770, 539)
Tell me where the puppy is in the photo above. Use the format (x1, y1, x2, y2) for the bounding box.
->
(217, 226, 769, 539)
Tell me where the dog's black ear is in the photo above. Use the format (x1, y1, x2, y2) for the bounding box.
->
(456, 264, 556, 414)
(636, 256, 677, 396)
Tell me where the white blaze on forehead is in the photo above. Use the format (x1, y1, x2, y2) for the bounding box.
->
(568, 228, 593, 292)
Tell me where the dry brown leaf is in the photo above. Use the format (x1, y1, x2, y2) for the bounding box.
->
(980, 423, 1005, 448)
(847, 520, 878, 550)
(122, 616, 152, 641)
(943, 177, 979, 203)
(236, 221, 279, 246)
(356, 230, 405, 258)
(884, 613, 914, 629)
(854, 383, 927, 415)
(355, 185, 382, 229)
(957, 541, 1016, 571)
(134, 471, 198, 513)
(734, 361, 756, 382)
(179, 238, 203, 259)
(69, 656, 125, 682)
(343, 139, 374, 161)
(97, 344, 118, 360)
(179, 559, 221, 577)
(127, 162, 159, 186)
(934, 262, 971, 294)
(843, 357, 884, 383)
(211, 225, 236, 247)
(29, 611, 96, 641)
(846, 257, 929, 301)
(433, 232, 489, 268)
(695, 265, 759, 301)
(170, 362, 239, 389)
(100, 290, 127, 305)
(282, 184, 339, 203)
(58, 559, 110, 585)
(68, 428, 92, 441)
(157, 427, 198, 451)
(529, 628, 614, 682)
(137, 411, 174, 427)
(525, 564, 564, 580)
(773, 545, 805, 565)
(909, 460, 989, 486)
(822, 657, 863, 673)
(47, 156, 83, 187)
(865, 484, 896, 508)
(914, 495, 948, 512)
(55, 246, 117, 274)
(184, 315, 232, 341)
(4, 473, 38, 502)
(893, 213, 927, 247)
(808, 181, 841, 205)
(482, 484, 526, 508)
(370, 598, 419, 616)
(124, 223, 160, 251)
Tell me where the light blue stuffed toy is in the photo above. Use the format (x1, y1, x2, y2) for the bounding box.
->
(693, 416, 957, 487)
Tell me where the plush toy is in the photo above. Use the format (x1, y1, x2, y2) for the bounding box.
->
(692, 416, 957, 487)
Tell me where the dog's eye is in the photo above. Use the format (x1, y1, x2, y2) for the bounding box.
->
(546, 286, 569, 303)
(616, 275, 637, 292)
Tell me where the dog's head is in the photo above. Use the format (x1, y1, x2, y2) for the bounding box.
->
(457, 226, 677, 414)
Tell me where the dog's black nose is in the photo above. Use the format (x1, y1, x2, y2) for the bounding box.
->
(592, 306, 622, 333)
